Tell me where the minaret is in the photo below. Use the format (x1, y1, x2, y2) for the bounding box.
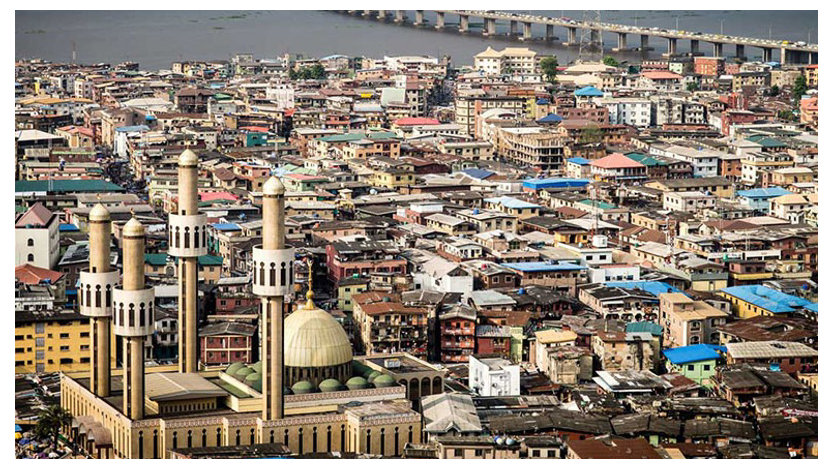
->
(169, 149, 206, 373)
(253, 176, 294, 420)
(113, 217, 154, 420)
(79, 202, 119, 397)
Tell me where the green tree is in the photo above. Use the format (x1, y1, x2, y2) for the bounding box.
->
(33, 405, 72, 452)
(778, 109, 797, 122)
(540, 56, 559, 83)
(793, 75, 808, 102)
(769, 85, 781, 97)
(686, 81, 699, 92)
(309, 64, 326, 79)
(579, 125, 604, 144)
(602, 56, 619, 67)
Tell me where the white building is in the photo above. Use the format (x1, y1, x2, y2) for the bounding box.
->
(415, 256, 474, 297)
(473, 47, 538, 77)
(663, 191, 717, 212)
(469, 355, 520, 397)
(15, 203, 60, 270)
(266, 83, 295, 110)
(588, 264, 641, 283)
(596, 97, 652, 128)
(655, 145, 720, 178)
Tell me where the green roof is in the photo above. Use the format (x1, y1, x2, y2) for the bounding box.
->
(625, 152, 667, 167)
(746, 135, 786, 148)
(198, 255, 223, 266)
(144, 253, 169, 266)
(579, 199, 617, 210)
(15, 180, 125, 194)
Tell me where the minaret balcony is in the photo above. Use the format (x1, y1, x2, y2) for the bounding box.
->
(168, 213, 208, 257)
(78, 270, 120, 318)
(112, 287, 155, 337)
(252, 245, 296, 297)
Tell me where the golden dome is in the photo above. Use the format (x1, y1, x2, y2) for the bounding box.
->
(263, 176, 285, 196)
(283, 301, 352, 368)
(123, 217, 145, 237)
(178, 148, 199, 166)
(89, 203, 110, 222)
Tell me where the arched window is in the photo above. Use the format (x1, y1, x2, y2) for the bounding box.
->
(184, 227, 190, 249)
(201, 429, 207, 447)
(269, 263, 276, 286)
(408, 426, 413, 444)
(340, 425, 345, 453)
(172, 431, 178, 449)
(269, 430, 274, 444)
(193, 227, 199, 248)
(187, 430, 192, 448)
(27, 238, 34, 247)
(250, 428, 255, 445)
(365, 430, 371, 454)
(326, 426, 332, 452)
(128, 303, 135, 327)
(259, 262, 265, 286)
(95, 285, 101, 307)
(138, 431, 144, 459)
(235, 430, 240, 446)
(175, 226, 180, 248)
(27, 254, 34, 262)
(85, 285, 91, 307)
(298, 428, 304, 453)
(280, 262, 287, 286)
(153, 430, 158, 459)
(284, 429, 289, 446)
(312, 427, 318, 453)
(105, 285, 112, 307)
(216, 428, 221, 446)
(394, 427, 399, 456)
(139, 303, 146, 326)
(380, 428, 385, 456)
(202, 227, 206, 249)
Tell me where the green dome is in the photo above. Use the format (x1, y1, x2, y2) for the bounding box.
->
(250, 361, 263, 373)
(234, 366, 254, 380)
(372, 374, 395, 388)
(226, 362, 245, 375)
(366, 370, 381, 381)
(352, 362, 372, 375)
(291, 381, 315, 394)
(249, 378, 262, 393)
(345, 376, 368, 390)
(244, 372, 261, 384)
(319, 378, 343, 393)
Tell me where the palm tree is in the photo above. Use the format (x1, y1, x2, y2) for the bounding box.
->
(33, 405, 72, 452)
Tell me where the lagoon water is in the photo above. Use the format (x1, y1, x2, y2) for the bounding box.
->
(16, 10, 817, 70)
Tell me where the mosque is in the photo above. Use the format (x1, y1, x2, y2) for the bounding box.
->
(61, 149, 444, 459)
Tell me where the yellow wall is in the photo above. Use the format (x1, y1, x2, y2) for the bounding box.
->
(15, 317, 117, 374)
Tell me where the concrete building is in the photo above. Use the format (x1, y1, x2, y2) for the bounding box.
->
(468, 355, 520, 397)
(15, 203, 60, 269)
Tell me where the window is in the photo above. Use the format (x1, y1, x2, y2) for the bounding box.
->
(474, 449, 484, 457)
(35, 338, 45, 347)
(27, 238, 34, 247)
(454, 449, 464, 457)
(687, 364, 695, 371)
(27, 254, 34, 262)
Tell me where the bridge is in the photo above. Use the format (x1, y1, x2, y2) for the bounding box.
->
(340, 10, 818, 65)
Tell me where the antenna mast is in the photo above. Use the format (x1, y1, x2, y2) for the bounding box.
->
(578, 10, 603, 64)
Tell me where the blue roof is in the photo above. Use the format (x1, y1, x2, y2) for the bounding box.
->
(211, 223, 241, 231)
(537, 113, 563, 123)
(522, 178, 591, 190)
(605, 281, 683, 298)
(502, 262, 587, 272)
(59, 223, 79, 232)
(536, 98, 551, 105)
(720, 285, 816, 314)
(485, 196, 541, 209)
(663, 344, 725, 364)
(736, 188, 792, 199)
(574, 86, 604, 97)
(566, 157, 591, 165)
(460, 168, 495, 180)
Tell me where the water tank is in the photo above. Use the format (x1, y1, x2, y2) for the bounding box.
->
(592, 234, 608, 248)
(518, 288, 525, 295)
(473, 208, 480, 215)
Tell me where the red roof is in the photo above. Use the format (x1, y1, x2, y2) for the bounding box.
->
(15, 264, 64, 284)
(200, 191, 239, 202)
(642, 71, 683, 80)
(393, 117, 440, 127)
(15, 203, 54, 228)
(591, 153, 646, 169)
